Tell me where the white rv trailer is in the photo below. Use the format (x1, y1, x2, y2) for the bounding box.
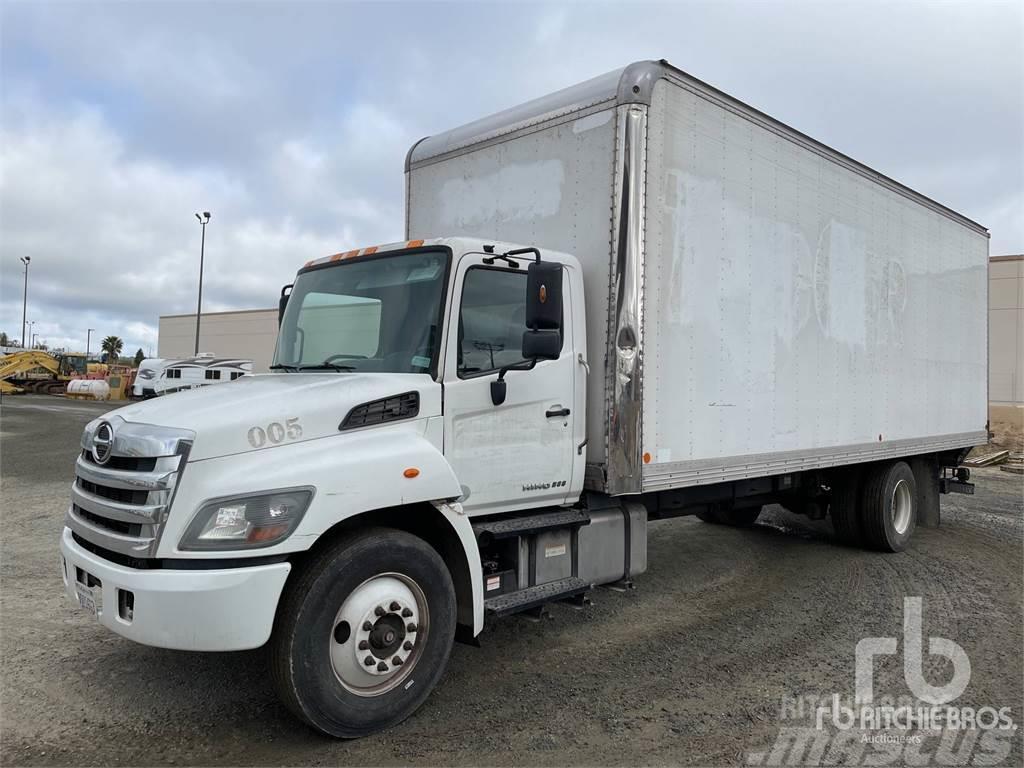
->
(151, 354, 252, 395)
(61, 60, 987, 738)
(131, 358, 166, 398)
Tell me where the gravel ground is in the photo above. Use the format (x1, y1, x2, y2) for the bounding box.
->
(1, 395, 1021, 766)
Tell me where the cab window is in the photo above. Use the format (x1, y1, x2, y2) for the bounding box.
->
(458, 267, 529, 377)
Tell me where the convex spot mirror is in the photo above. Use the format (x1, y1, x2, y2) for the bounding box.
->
(522, 260, 562, 360)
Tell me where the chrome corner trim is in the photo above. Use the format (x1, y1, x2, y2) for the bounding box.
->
(606, 104, 648, 496)
(81, 415, 195, 459)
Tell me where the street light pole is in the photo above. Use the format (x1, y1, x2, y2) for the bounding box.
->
(86, 328, 95, 358)
(26, 320, 35, 348)
(194, 211, 211, 355)
(19, 257, 30, 347)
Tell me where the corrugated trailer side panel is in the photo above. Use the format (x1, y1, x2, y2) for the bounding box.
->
(407, 109, 619, 467)
(641, 79, 988, 489)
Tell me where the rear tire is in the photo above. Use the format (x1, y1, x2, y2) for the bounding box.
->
(270, 527, 456, 738)
(717, 506, 762, 527)
(860, 461, 917, 552)
(695, 508, 721, 524)
(829, 469, 864, 547)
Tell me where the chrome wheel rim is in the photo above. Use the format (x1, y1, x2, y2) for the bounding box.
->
(891, 479, 912, 535)
(329, 572, 428, 697)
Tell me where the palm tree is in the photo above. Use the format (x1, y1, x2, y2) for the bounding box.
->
(101, 335, 124, 364)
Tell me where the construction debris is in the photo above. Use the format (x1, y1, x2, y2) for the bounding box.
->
(1000, 454, 1024, 475)
(963, 449, 1010, 467)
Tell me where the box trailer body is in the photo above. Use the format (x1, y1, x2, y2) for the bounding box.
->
(406, 60, 989, 497)
(60, 60, 989, 739)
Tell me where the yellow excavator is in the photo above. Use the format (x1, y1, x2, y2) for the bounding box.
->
(0, 351, 88, 395)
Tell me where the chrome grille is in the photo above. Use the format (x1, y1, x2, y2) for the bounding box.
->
(68, 416, 194, 559)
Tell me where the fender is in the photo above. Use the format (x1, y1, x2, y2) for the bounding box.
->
(430, 499, 484, 635)
(160, 418, 463, 555)
(159, 417, 485, 632)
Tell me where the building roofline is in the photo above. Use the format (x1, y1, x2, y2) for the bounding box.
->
(160, 308, 275, 320)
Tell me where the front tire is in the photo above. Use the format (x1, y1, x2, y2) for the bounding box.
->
(270, 527, 456, 738)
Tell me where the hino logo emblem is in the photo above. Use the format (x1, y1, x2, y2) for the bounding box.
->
(92, 422, 113, 464)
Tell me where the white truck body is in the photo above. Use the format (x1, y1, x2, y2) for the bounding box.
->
(407, 60, 988, 495)
(60, 60, 988, 737)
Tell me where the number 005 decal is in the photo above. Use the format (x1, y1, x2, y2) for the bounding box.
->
(247, 417, 303, 448)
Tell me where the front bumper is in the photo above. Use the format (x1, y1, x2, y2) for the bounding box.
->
(60, 527, 291, 651)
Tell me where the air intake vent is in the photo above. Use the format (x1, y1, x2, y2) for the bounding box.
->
(340, 392, 419, 430)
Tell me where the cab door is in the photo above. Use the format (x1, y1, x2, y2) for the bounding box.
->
(442, 254, 576, 515)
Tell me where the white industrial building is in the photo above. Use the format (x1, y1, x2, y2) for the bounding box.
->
(989, 255, 1023, 443)
(158, 309, 278, 372)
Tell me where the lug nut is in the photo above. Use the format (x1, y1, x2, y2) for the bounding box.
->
(389, 601, 401, 611)
(358, 640, 369, 650)
(403, 641, 413, 651)
(362, 621, 373, 631)
(375, 605, 386, 616)
(401, 608, 413, 618)
(377, 662, 388, 673)
(363, 656, 375, 666)
(392, 656, 404, 666)
(406, 622, 418, 633)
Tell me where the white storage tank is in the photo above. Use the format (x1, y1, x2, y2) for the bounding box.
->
(66, 379, 110, 401)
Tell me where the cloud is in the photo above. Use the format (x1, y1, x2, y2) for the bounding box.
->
(0, 0, 1020, 359)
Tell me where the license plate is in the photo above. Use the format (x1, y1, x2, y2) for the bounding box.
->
(75, 582, 100, 617)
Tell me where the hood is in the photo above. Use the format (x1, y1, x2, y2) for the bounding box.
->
(108, 372, 440, 461)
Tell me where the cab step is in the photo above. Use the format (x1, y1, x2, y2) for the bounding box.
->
(472, 509, 590, 543)
(484, 576, 591, 617)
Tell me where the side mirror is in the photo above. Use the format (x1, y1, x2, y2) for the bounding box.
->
(278, 284, 293, 326)
(522, 260, 562, 361)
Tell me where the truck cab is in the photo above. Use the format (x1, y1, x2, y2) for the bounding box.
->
(60, 237, 601, 737)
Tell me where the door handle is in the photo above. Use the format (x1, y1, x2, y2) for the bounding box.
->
(545, 407, 570, 418)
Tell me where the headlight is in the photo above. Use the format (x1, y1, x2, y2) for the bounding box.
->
(179, 488, 314, 550)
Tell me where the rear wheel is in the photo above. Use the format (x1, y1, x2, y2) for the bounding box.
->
(717, 507, 762, 526)
(695, 506, 760, 526)
(270, 528, 456, 738)
(829, 468, 863, 547)
(860, 461, 917, 552)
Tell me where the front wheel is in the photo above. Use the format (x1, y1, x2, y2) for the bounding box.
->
(270, 528, 456, 737)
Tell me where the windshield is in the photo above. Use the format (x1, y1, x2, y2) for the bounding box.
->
(274, 249, 448, 375)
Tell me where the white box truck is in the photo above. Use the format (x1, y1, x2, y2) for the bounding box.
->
(60, 60, 988, 737)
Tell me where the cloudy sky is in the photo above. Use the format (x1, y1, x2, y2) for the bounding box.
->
(1, 1, 1021, 357)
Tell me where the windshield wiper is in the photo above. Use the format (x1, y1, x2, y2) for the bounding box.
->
(269, 364, 299, 372)
(296, 362, 356, 372)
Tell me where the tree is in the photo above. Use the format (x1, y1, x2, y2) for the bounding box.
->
(0, 331, 8, 346)
(101, 335, 123, 363)
(134, 348, 145, 367)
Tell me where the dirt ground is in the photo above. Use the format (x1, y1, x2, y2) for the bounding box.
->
(1, 395, 1022, 767)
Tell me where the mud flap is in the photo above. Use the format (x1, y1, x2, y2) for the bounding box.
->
(909, 455, 940, 528)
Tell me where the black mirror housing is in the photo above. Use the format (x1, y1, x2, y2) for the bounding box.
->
(525, 261, 562, 331)
(522, 329, 561, 360)
(278, 284, 293, 326)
